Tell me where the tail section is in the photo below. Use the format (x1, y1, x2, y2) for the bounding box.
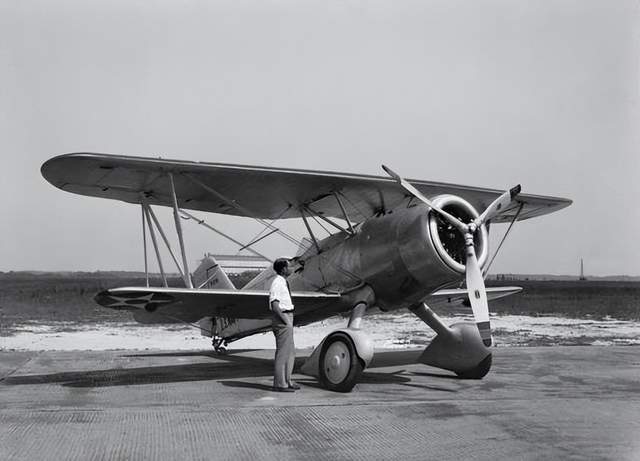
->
(193, 254, 236, 339)
(192, 254, 235, 290)
(193, 254, 272, 341)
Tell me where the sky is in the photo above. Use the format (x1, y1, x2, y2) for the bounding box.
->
(1, 0, 638, 276)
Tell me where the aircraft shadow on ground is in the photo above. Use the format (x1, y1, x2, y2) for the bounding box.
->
(4, 361, 271, 388)
(3, 349, 457, 390)
(219, 380, 275, 391)
(122, 349, 263, 359)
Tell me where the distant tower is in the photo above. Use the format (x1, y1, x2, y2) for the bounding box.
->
(579, 258, 587, 281)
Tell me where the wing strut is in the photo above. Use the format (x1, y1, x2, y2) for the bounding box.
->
(141, 199, 168, 287)
(141, 204, 149, 287)
(168, 172, 193, 288)
(304, 193, 356, 236)
(334, 192, 355, 234)
(145, 201, 186, 279)
(304, 205, 351, 235)
(300, 208, 321, 253)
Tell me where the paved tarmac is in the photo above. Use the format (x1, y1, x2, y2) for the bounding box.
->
(1, 346, 639, 460)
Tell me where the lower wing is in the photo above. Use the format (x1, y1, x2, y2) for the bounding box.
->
(95, 287, 341, 323)
(95, 285, 519, 325)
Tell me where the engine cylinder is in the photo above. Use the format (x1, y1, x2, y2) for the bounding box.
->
(427, 194, 488, 273)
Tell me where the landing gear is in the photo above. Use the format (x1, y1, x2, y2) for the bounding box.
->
(411, 303, 493, 378)
(299, 297, 374, 392)
(212, 336, 228, 355)
(318, 332, 364, 393)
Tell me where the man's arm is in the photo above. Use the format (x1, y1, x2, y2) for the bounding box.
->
(271, 300, 292, 326)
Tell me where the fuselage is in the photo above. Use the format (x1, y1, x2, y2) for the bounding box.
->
(250, 202, 486, 310)
(219, 201, 489, 342)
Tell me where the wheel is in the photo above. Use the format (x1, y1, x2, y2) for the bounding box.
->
(212, 338, 228, 355)
(455, 353, 492, 379)
(214, 345, 228, 355)
(319, 332, 363, 392)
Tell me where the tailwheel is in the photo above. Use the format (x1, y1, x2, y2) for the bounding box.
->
(319, 332, 363, 392)
(212, 337, 228, 355)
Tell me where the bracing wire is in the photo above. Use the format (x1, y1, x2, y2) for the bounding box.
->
(482, 203, 524, 278)
(238, 205, 292, 256)
(310, 213, 332, 236)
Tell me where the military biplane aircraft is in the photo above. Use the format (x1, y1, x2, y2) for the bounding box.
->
(42, 153, 571, 392)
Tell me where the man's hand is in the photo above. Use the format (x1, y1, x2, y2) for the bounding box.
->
(271, 300, 292, 327)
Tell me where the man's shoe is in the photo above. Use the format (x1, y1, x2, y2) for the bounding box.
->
(272, 386, 295, 393)
(288, 383, 301, 390)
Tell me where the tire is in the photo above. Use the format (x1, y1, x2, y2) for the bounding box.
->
(455, 353, 492, 379)
(319, 332, 364, 392)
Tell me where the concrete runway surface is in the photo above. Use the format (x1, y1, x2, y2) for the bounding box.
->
(1, 346, 639, 460)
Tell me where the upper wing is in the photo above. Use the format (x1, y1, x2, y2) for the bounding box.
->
(95, 286, 341, 323)
(425, 286, 522, 309)
(42, 152, 571, 223)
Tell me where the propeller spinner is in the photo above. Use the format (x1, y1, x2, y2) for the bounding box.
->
(382, 165, 521, 347)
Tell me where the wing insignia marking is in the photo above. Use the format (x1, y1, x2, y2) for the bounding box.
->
(95, 291, 176, 311)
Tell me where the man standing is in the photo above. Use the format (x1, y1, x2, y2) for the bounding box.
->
(269, 258, 300, 392)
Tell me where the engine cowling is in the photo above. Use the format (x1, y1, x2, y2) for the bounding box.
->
(357, 195, 488, 309)
(427, 194, 488, 274)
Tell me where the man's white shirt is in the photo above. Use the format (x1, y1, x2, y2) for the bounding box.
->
(269, 275, 294, 312)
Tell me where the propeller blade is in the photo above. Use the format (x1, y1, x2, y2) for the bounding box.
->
(382, 165, 467, 233)
(475, 185, 521, 226)
(464, 235, 492, 347)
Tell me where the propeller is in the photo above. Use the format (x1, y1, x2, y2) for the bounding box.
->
(382, 165, 521, 347)
(474, 185, 521, 227)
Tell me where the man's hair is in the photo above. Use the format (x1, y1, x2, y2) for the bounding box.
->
(273, 258, 289, 275)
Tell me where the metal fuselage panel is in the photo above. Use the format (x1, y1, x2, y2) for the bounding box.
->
(289, 203, 463, 311)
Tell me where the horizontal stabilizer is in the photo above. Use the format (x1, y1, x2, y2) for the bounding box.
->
(425, 286, 522, 309)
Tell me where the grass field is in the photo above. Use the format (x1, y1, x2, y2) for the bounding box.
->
(487, 280, 640, 320)
(0, 271, 258, 327)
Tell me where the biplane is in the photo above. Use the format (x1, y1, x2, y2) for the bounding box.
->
(41, 153, 571, 391)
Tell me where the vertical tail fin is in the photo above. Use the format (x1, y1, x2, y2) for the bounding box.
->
(194, 254, 235, 338)
(192, 254, 235, 290)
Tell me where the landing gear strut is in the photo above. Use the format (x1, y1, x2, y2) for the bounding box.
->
(410, 302, 492, 378)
